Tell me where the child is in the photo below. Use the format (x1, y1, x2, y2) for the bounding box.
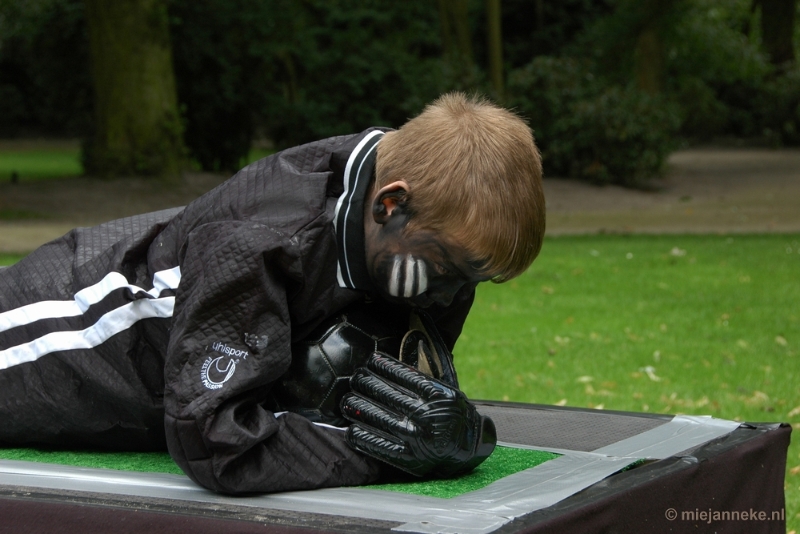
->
(0, 93, 545, 494)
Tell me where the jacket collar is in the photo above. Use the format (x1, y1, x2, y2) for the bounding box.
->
(334, 130, 385, 291)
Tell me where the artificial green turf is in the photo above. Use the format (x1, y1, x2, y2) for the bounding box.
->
(369, 446, 560, 498)
(0, 448, 184, 475)
(0, 148, 82, 182)
(0, 445, 559, 499)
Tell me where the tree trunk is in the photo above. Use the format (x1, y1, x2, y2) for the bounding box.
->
(438, 0, 474, 87)
(760, 0, 796, 66)
(486, 0, 504, 102)
(634, 27, 663, 95)
(83, 0, 184, 177)
(535, 0, 544, 32)
(631, 0, 676, 95)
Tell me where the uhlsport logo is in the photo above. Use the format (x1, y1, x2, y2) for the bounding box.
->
(201, 341, 249, 390)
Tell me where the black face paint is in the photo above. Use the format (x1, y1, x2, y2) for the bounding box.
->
(365, 192, 493, 307)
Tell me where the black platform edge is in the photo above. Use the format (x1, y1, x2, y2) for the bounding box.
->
(495, 422, 792, 534)
(0, 485, 402, 534)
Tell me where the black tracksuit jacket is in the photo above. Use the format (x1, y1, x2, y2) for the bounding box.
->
(0, 129, 474, 494)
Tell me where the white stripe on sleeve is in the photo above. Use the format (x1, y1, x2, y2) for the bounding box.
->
(0, 296, 176, 370)
(0, 268, 181, 334)
(0, 267, 182, 370)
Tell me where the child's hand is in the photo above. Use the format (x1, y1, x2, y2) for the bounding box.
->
(340, 353, 496, 478)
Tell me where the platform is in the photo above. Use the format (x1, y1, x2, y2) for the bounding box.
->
(0, 402, 790, 534)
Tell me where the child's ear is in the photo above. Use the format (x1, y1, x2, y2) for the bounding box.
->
(372, 181, 410, 225)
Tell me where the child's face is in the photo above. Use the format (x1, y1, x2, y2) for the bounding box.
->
(363, 181, 491, 308)
(366, 225, 489, 308)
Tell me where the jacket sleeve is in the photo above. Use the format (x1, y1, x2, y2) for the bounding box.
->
(163, 221, 381, 494)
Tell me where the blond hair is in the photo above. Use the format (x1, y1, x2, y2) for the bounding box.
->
(376, 92, 545, 282)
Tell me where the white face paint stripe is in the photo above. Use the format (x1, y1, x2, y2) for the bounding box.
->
(387, 255, 429, 298)
(416, 260, 428, 295)
(388, 256, 402, 297)
(403, 256, 416, 298)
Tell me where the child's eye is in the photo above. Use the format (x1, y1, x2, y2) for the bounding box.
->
(434, 263, 450, 275)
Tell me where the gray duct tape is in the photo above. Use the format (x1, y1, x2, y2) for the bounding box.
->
(392, 454, 639, 534)
(592, 415, 741, 459)
(0, 415, 741, 534)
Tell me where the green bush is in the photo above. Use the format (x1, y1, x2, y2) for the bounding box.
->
(685, 61, 800, 147)
(580, 0, 800, 148)
(752, 65, 800, 145)
(509, 57, 680, 187)
(657, 0, 800, 145)
(257, 1, 446, 148)
(168, 0, 287, 172)
(168, 0, 447, 169)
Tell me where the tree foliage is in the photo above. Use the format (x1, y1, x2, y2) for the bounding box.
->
(257, 1, 446, 148)
(168, 0, 285, 171)
(168, 0, 448, 170)
(509, 57, 680, 186)
(0, 0, 798, 183)
(0, 0, 91, 137)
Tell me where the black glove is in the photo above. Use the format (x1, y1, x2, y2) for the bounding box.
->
(399, 309, 459, 387)
(340, 352, 497, 478)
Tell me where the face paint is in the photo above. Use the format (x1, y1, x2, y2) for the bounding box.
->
(387, 255, 428, 297)
(388, 257, 401, 297)
(405, 255, 428, 297)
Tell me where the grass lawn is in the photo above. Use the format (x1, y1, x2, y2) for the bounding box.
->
(457, 233, 799, 531)
(0, 147, 83, 181)
(0, 254, 25, 265)
(0, 145, 273, 183)
(1, 234, 797, 528)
